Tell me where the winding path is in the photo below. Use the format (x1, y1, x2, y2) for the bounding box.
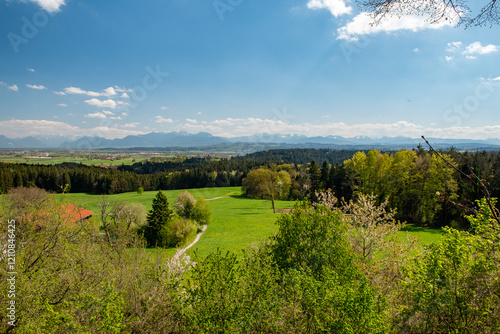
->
(170, 191, 234, 263)
(172, 224, 207, 261)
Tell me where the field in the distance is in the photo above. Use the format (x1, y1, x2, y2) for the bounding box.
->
(65, 187, 444, 258)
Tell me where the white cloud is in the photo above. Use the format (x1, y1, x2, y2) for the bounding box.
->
(57, 103, 68, 107)
(161, 106, 169, 110)
(446, 41, 463, 52)
(85, 112, 107, 119)
(101, 110, 115, 115)
(84, 98, 128, 109)
(4, 118, 500, 141)
(185, 118, 198, 124)
(26, 84, 47, 90)
(445, 56, 454, 62)
(17, 0, 66, 12)
(0, 82, 18, 91)
(27, 68, 35, 72)
(60, 86, 132, 98)
(122, 123, 140, 128)
(463, 42, 498, 55)
(337, 9, 457, 41)
(413, 48, 420, 53)
(307, 0, 352, 17)
(154, 116, 174, 124)
(0, 119, 80, 138)
(197, 112, 202, 115)
(172, 118, 500, 140)
(445, 41, 498, 61)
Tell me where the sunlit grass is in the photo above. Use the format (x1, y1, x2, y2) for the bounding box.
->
(64, 188, 445, 259)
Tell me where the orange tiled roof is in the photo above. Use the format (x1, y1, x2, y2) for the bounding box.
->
(61, 203, 94, 224)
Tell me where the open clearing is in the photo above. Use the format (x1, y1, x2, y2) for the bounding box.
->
(65, 187, 445, 258)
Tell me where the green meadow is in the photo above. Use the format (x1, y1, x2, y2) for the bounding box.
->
(64, 187, 292, 258)
(64, 187, 444, 258)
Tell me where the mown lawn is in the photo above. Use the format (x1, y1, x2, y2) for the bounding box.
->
(63, 187, 445, 259)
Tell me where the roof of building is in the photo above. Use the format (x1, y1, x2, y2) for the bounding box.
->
(61, 203, 94, 224)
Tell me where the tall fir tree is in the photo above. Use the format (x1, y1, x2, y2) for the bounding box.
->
(143, 190, 173, 247)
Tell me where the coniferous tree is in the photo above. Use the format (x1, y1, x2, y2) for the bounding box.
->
(320, 160, 330, 190)
(308, 160, 321, 202)
(143, 190, 173, 247)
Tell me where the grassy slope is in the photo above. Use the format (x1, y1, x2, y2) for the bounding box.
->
(64, 187, 444, 258)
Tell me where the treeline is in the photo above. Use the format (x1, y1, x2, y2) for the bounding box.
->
(305, 148, 500, 228)
(237, 148, 365, 165)
(241, 148, 500, 228)
(0, 159, 273, 195)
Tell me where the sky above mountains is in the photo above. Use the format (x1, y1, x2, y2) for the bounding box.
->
(0, 0, 499, 140)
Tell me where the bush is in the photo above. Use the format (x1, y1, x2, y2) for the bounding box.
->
(168, 218, 197, 247)
(192, 198, 211, 225)
(174, 191, 197, 219)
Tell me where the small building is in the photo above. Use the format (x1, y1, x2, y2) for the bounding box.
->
(61, 203, 94, 224)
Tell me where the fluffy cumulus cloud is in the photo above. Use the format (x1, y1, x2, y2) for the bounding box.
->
(84, 98, 128, 109)
(337, 11, 456, 41)
(154, 116, 174, 124)
(307, 0, 352, 17)
(463, 42, 498, 55)
(24, 0, 65, 12)
(85, 112, 107, 119)
(445, 41, 498, 61)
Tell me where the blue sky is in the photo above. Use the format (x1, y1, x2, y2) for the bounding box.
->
(0, 0, 499, 140)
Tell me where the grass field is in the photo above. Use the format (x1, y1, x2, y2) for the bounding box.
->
(0, 156, 167, 166)
(65, 187, 293, 258)
(64, 187, 445, 259)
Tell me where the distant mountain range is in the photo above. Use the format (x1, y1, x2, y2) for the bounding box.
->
(1, 131, 500, 151)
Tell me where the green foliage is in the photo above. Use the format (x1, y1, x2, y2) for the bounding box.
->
(272, 201, 353, 278)
(174, 190, 212, 226)
(174, 190, 197, 219)
(192, 198, 212, 225)
(0, 187, 166, 333)
(142, 190, 173, 247)
(242, 167, 293, 212)
(272, 201, 388, 332)
(397, 226, 500, 332)
(169, 218, 197, 247)
(137, 186, 144, 195)
(344, 149, 458, 227)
